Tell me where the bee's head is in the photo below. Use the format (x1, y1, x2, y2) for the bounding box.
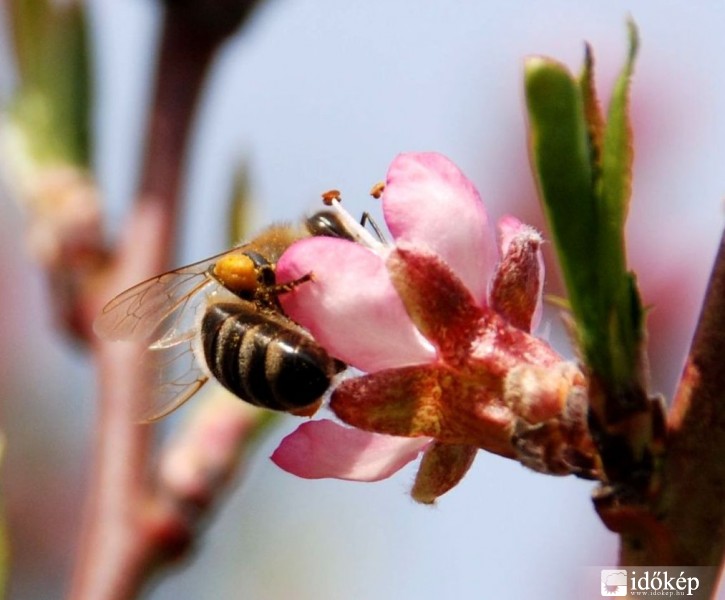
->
(305, 210, 357, 241)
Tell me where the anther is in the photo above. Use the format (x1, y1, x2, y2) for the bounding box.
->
(369, 182, 385, 199)
(321, 189, 342, 206)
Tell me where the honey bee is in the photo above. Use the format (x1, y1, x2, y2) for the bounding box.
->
(94, 210, 356, 422)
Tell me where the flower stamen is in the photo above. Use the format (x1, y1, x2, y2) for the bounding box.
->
(369, 181, 385, 198)
(320, 189, 342, 205)
(323, 196, 386, 252)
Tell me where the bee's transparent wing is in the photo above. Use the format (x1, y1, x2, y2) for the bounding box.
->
(138, 336, 210, 422)
(93, 250, 233, 344)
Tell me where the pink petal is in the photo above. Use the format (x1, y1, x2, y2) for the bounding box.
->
(498, 214, 526, 255)
(383, 152, 498, 305)
(270, 419, 431, 482)
(277, 237, 436, 372)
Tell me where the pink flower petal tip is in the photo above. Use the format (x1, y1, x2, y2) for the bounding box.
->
(383, 152, 498, 304)
(271, 419, 431, 482)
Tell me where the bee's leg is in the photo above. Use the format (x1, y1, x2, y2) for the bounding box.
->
(271, 272, 313, 295)
(360, 212, 387, 243)
(256, 272, 313, 308)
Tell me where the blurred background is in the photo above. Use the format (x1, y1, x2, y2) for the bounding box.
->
(0, 1, 724, 598)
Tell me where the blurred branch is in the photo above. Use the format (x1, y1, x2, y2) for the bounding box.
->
(2, 0, 103, 340)
(69, 2, 265, 599)
(0, 435, 9, 599)
(137, 2, 238, 252)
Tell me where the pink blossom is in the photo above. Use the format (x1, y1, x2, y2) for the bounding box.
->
(271, 420, 431, 482)
(271, 152, 597, 499)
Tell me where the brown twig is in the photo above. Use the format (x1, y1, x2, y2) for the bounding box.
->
(663, 230, 725, 570)
(70, 204, 175, 600)
(68, 3, 262, 598)
(609, 229, 725, 594)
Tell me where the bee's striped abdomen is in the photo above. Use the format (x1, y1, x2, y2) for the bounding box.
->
(201, 302, 335, 411)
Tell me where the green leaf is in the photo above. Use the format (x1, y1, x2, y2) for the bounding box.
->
(597, 21, 642, 387)
(8, 1, 91, 167)
(579, 43, 605, 180)
(615, 273, 644, 377)
(525, 24, 646, 396)
(524, 57, 600, 334)
(597, 19, 638, 296)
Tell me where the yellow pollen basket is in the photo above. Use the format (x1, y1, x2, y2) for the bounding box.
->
(213, 254, 259, 295)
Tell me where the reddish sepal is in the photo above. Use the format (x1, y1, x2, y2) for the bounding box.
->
(331, 363, 517, 458)
(411, 442, 478, 504)
(387, 245, 484, 366)
(490, 222, 543, 332)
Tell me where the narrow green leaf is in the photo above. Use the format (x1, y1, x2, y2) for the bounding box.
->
(597, 20, 638, 283)
(579, 43, 605, 182)
(597, 21, 643, 387)
(8, 2, 91, 167)
(7, 0, 50, 89)
(608, 273, 645, 388)
(48, 5, 92, 167)
(526, 26, 646, 393)
(524, 57, 599, 333)
(526, 21, 655, 494)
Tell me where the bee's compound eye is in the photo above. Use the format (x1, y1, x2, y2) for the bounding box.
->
(213, 254, 258, 295)
(306, 210, 356, 241)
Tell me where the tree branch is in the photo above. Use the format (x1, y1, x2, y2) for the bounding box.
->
(664, 230, 725, 560)
(68, 3, 260, 596)
(615, 228, 725, 594)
